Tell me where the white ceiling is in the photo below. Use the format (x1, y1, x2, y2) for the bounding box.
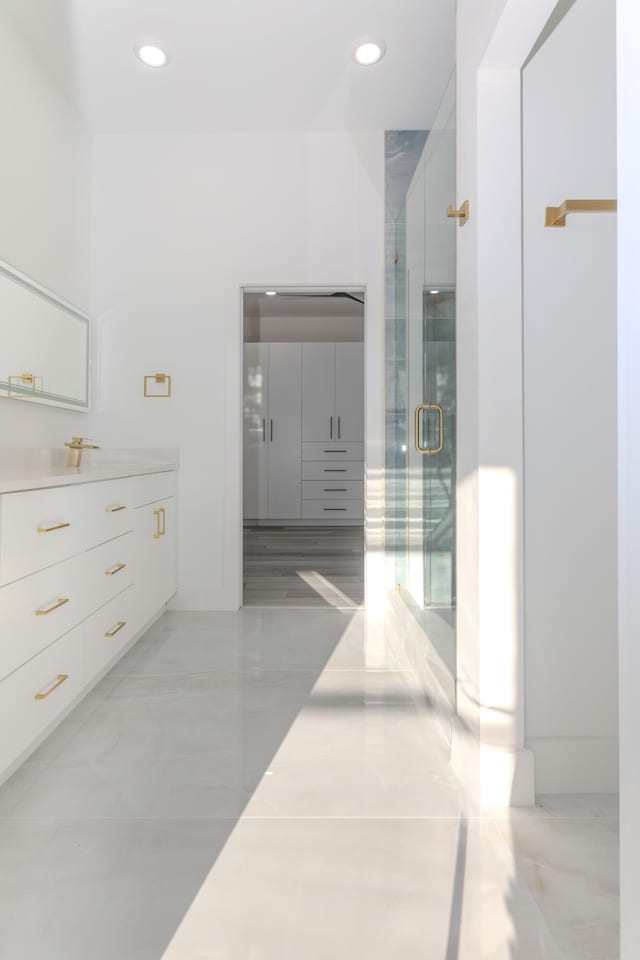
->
(1, 0, 455, 133)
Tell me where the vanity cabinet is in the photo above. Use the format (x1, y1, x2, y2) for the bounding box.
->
(0, 467, 177, 784)
(135, 494, 177, 624)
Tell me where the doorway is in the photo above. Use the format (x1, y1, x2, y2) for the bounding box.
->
(241, 287, 366, 608)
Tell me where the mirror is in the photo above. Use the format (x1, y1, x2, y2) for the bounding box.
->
(0, 259, 89, 409)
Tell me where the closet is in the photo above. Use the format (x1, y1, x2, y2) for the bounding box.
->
(243, 341, 364, 523)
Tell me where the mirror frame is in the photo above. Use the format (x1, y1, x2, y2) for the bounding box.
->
(0, 258, 90, 411)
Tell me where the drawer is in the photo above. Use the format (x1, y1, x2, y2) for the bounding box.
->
(90, 477, 137, 542)
(90, 531, 135, 610)
(0, 485, 97, 585)
(302, 480, 364, 501)
(302, 442, 364, 461)
(301, 461, 364, 481)
(0, 482, 135, 585)
(128, 471, 177, 508)
(0, 533, 134, 682)
(85, 586, 138, 679)
(0, 619, 86, 776)
(301, 500, 364, 521)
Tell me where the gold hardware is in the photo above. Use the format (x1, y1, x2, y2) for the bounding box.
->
(37, 521, 70, 533)
(414, 403, 445, 455)
(159, 507, 166, 537)
(447, 200, 470, 226)
(105, 562, 126, 576)
(8, 374, 42, 399)
(153, 508, 162, 539)
(35, 674, 69, 700)
(545, 199, 617, 228)
(105, 621, 126, 638)
(144, 374, 172, 398)
(105, 504, 127, 513)
(35, 597, 70, 616)
(65, 437, 100, 468)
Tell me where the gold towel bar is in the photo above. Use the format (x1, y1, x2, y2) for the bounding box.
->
(545, 199, 617, 228)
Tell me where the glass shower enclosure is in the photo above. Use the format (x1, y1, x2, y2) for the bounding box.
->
(385, 76, 457, 682)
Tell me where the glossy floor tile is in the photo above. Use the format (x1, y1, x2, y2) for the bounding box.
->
(0, 609, 619, 959)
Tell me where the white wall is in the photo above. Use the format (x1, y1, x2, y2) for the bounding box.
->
(522, 0, 618, 793)
(617, 0, 640, 954)
(0, 12, 91, 444)
(244, 313, 364, 343)
(90, 131, 384, 609)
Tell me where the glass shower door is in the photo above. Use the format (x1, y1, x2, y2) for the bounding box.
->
(386, 74, 457, 679)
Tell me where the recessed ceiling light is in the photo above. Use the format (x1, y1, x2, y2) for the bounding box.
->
(265, 291, 277, 296)
(430, 290, 440, 295)
(136, 44, 169, 68)
(353, 39, 386, 66)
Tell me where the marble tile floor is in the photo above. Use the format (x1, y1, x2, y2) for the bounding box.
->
(0, 608, 619, 959)
(243, 525, 364, 606)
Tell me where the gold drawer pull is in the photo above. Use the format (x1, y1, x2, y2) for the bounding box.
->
(105, 562, 126, 576)
(35, 597, 70, 617)
(105, 620, 126, 638)
(37, 522, 70, 533)
(35, 674, 69, 700)
(105, 504, 127, 513)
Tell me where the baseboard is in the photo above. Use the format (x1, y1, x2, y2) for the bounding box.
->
(384, 587, 456, 747)
(527, 736, 619, 794)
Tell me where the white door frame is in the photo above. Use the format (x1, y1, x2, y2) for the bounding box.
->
(237, 283, 371, 609)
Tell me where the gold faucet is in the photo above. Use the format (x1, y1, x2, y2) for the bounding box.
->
(65, 437, 100, 468)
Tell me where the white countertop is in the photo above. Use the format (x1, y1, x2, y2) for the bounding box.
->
(0, 448, 178, 495)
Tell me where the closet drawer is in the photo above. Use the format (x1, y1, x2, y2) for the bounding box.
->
(302, 481, 364, 501)
(0, 533, 134, 683)
(302, 500, 364, 521)
(85, 586, 137, 679)
(301, 461, 364, 482)
(302, 442, 364, 461)
(0, 620, 86, 776)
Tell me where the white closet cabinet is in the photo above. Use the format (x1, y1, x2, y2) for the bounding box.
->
(302, 344, 335, 442)
(267, 344, 302, 519)
(302, 343, 364, 442)
(335, 344, 365, 441)
(243, 343, 269, 519)
(243, 343, 301, 521)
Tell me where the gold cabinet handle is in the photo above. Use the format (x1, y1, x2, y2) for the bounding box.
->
(35, 674, 69, 700)
(35, 597, 70, 617)
(105, 620, 126, 638)
(37, 522, 70, 533)
(153, 507, 167, 539)
(414, 403, 445, 455)
(105, 504, 127, 513)
(105, 562, 126, 576)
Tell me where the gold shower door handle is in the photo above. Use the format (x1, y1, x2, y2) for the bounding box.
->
(414, 404, 445, 455)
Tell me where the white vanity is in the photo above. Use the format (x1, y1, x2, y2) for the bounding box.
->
(0, 452, 177, 783)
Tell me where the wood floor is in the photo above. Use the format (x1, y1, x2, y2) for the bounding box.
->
(243, 525, 364, 607)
